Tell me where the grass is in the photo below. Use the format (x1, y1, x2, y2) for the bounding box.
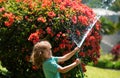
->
(85, 66, 120, 78)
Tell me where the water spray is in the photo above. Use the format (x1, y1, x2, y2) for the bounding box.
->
(73, 0, 116, 48)
(70, 0, 116, 78)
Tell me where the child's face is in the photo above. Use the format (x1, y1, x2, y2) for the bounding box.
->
(43, 42, 52, 59)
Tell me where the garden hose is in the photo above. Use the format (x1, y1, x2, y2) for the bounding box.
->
(76, 52, 84, 78)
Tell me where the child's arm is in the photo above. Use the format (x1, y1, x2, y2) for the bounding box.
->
(58, 58, 81, 73)
(58, 47, 80, 63)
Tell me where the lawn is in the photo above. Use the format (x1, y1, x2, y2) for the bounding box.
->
(85, 66, 120, 78)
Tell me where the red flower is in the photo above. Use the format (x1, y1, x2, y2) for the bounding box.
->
(25, 55, 30, 62)
(59, 4, 66, 10)
(78, 15, 88, 26)
(25, 16, 29, 20)
(89, 36, 95, 41)
(85, 7, 95, 19)
(41, 0, 52, 8)
(84, 40, 90, 46)
(72, 16, 77, 24)
(46, 27, 51, 34)
(0, 7, 5, 12)
(3, 13, 15, 27)
(62, 33, 66, 38)
(29, 2, 37, 9)
(76, 29, 81, 36)
(81, 63, 86, 72)
(16, 0, 21, 2)
(47, 11, 56, 18)
(95, 22, 101, 31)
(56, 33, 61, 38)
(92, 57, 98, 65)
(4, 21, 11, 27)
(37, 17, 46, 23)
(111, 44, 120, 55)
(53, 0, 62, 3)
(28, 32, 40, 44)
(46, 27, 54, 37)
(37, 28, 44, 35)
(53, 47, 60, 53)
(71, 1, 82, 11)
(32, 65, 38, 70)
(87, 50, 92, 56)
(9, 17, 14, 23)
(79, 52, 85, 57)
(59, 43, 65, 49)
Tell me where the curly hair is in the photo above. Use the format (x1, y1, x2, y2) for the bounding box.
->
(30, 41, 50, 69)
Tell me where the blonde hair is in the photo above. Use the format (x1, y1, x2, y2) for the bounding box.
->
(30, 41, 50, 69)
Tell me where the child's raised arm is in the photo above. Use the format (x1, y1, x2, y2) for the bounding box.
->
(57, 47, 80, 63)
(58, 58, 81, 73)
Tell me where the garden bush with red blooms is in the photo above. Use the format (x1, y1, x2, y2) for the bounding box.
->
(0, 0, 101, 78)
(111, 42, 120, 61)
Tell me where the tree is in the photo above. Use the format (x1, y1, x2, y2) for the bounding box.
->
(110, 0, 120, 12)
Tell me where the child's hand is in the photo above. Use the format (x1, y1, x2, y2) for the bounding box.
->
(75, 58, 81, 65)
(74, 47, 80, 53)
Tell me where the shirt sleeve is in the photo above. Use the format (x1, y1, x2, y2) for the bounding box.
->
(43, 57, 61, 73)
(53, 56, 59, 62)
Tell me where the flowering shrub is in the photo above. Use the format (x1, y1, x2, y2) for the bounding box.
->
(0, 0, 101, 78)
(111, 42, 120, 61)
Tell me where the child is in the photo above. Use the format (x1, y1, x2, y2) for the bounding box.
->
(31, 40, 81, 78)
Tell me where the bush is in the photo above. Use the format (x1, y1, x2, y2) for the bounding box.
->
(0, 0, 101, 78)
(114, 61, 120, 69)
(90, 54, 120, 70)
(111, 42, 120, 61)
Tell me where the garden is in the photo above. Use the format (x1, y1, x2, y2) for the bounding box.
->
(0, 0, 120, 78)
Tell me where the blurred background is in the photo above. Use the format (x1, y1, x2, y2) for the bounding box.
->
(82, 0, 120, 54)
(83, 0, 120, 78)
